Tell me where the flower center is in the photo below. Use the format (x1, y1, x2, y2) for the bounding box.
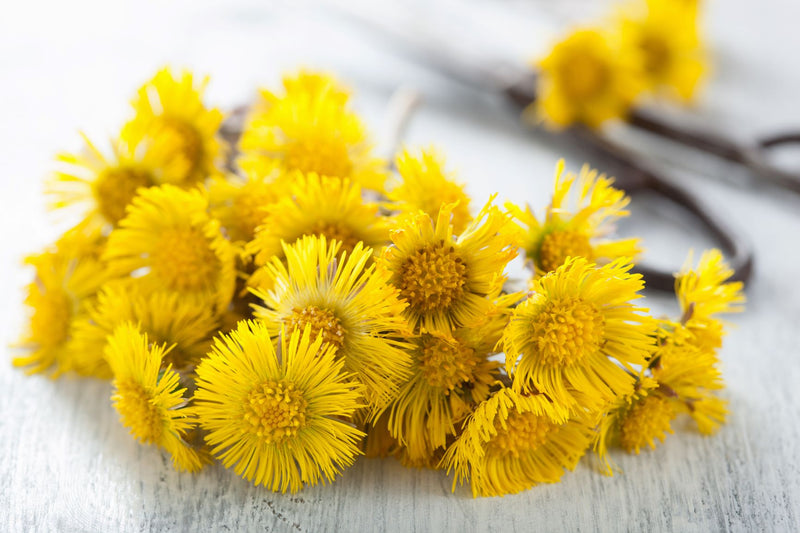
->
(530, 297, 605, 366)
(639, 35, 671, 76)
(619, 394, 675, 453)
(490, 411, 557, 457)
(560, 53, 609, 99)
(397, 241, 467, 314)
(154, 117, 204, 183)
(419, 336, 478, 392)
(96, 167, 153, 224)
(233, 187, 275, 240)
(152, 226, 219, 291)
(286, 306, 346, 350)
(537, 230, 593, 273)
(114, 380, 163, 443)
(29, 287, 72, 348)
(305, 221, 360, 255)
(244, 380, 307, 444)
(285, 137, 353, 178)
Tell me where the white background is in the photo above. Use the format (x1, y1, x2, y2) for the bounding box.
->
(1, 1, 799, 531)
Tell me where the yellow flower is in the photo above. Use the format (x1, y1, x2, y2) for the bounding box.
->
(620, 0, 706, 101)
(70, 283, 219, 378)
(388, 147, 472, 234)
(443, 387, 592, 497)
(246, 174, 389, 266)
(103, 184, 237, 312)
(504, 257, 653, 410)
(378, 200, 519, 334)
(675, 249, 745, 352)
(47, 134, 158, 228)
(535, 28, 644, 128)
(593, 375, 675, 474)
(13, 226, 108, 376)
(507, 160, 640, 276)
(106, 323, 206, 472)
(251, 235, 411, 410)
(208, 168, 288, 245)
(387, 311, 508, 464)
(239, 71, 386, 191)
(194, 321, 365, 493)
(123, 68, 224, 185)
(277, 69, 351, 107)
(651, 324, 727, 435)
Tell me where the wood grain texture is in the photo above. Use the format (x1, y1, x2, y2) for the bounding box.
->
(1, 1, 799, 531)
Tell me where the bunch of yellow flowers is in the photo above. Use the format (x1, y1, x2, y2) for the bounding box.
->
(14, 66, 743, 497)
(535, 0, 706, 128)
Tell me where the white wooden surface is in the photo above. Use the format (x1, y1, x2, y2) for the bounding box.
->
(2, 1, 799, 531)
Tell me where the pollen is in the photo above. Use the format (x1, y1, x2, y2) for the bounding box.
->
(114, 380, 164, 443)
(490, 411, 557, 458)
(538, 229, 593, 273)
(619, 394, 675, 453)
(95, 167, 152, 224)
(285, 137, 353, 178)
(530, 297, 605, 366)
(397, 241, 467, 313)
(244, 380, 307, 444)
(286, 306, 346, 350)
(306, 221, 360, 255)
(419, 336, 478, 391)
(152, 227, 219, 291)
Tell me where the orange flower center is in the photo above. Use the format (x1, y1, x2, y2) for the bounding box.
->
(490, 411, 557, 457)
(286, 306, 346, 350)
(244, 380, 307, 444)
(537, 230, 593, 273)
(619, 394, 675, 453)
(419, 336, 478, 391)
(96, 166, 153, 224)
(114, 380, 163, 443)
(397, 241, 467, 314)
(530, 297, 605, 366)
(560, 53, 610, 99)
(152, 226, 219, 291)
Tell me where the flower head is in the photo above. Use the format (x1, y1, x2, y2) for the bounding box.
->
(106, 323, 206, 472)
(379, 200, 519, 334)
(246, 174, 389, 266)
(651, 323, 728, 435)
(103, 184, 237, 311)
(70, 283, 219, 378)
(193, 321, 364, 492)
(593, 375, 675, 473)
(675, 249, 745, 352)
(504, 257, 653, 410)
(535, 28, 643, 128)
(123, 68, 224, 185)
(620, 0, 706, 101)
(239, 71, 386, 191)
(14, 226, 108, 376)
(388, 147, 472, 234)
(444, 387, 592, 497)
(47, 134, 158, 228)
(208, 166, 288, 245)
(388, 309, 509, 463)
(251, 235, 411, 410)
(508, 160, 640, 276)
